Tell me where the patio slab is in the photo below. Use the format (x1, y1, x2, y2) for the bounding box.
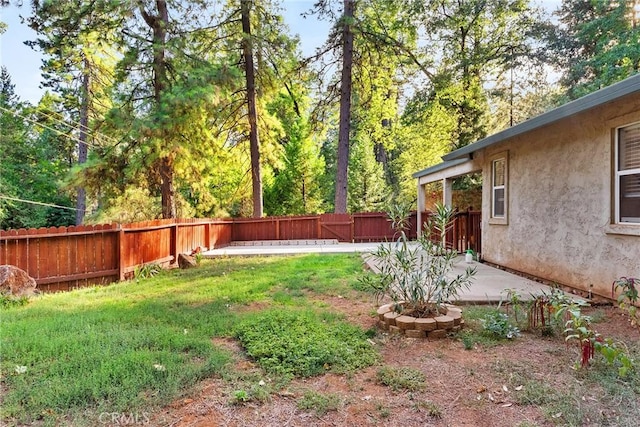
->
(202, 242, 576, 304)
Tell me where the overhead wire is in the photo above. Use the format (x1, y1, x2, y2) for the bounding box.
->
(33, 106, 122, 147)
(0, 105, 117, 150)
(0, 195, 78, 211)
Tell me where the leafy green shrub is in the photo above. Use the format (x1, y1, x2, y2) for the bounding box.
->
(481, 311, 520, 339)
(376, 366, 426, 391)
(235, 310, 379, 377)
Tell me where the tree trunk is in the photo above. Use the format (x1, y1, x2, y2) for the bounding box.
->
(76, 57, 90, 225)
(242, 0, 263, 218)
(334, 0, 354, 214)
(141, 0, 175, 219)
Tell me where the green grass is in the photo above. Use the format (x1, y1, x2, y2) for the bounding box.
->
(0, 254, 370, 426)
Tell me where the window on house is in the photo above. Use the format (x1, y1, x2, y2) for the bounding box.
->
(492, 158, 506, 218)
(616, 122, 640, 224)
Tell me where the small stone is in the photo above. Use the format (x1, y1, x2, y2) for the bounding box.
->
(414, 317, 437, 331)
(389, 325, 402, 335)
(395, 315, 416, 330)
(383, 311, 401, 326)
(377, 304, 392, 320)
(434, 315, 454, 329)
(178, 253, 197, 269)
(447, 309, 463, 325)
(428, 329, 448, 339)
(405, 329, 426, 338)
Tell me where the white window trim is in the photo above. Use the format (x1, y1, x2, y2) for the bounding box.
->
(614, 121, 640, 225)
(489, 152, 508, 225)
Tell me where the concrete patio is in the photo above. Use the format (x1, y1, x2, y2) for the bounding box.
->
(202, 240, 572, 304)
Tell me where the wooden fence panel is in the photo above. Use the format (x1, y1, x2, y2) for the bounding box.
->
(353, 212, 395, 242)
(209, 220, 232, 247)
(319, 213, 352, 242)
(232, 218, 279, 241)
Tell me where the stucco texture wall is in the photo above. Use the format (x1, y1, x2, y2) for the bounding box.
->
(481, 96, 640, 299)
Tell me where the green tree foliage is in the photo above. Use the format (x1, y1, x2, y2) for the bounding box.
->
(0, 70, 75, 229)
(26, 0, 120, 224)
(551, 0, 640, 99)
(264, 87, 325, 215)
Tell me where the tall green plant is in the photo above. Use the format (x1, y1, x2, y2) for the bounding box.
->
(362, 202, 475, 317)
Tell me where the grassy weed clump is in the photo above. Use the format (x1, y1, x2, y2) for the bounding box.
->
(297, 391, 343, 416)
(235, 309, 379, 378)
(376, 366, 426, 392)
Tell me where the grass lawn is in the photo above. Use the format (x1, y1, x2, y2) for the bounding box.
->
(2, 253, 639, 427)
(0, 254, 376, 426)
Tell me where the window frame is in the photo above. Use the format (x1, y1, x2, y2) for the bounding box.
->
(489, 152, 508, 225)
(614, 121, 640, 225)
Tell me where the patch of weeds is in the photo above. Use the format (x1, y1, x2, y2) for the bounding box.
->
(297, 391, 342, 416)
(233, 390, 250, 404)
(0, 294, 30, 308)
(414, 400, 442, 418)
(271, 288, 305, 305)
(376, 366, 426, 392)
(224, 370, 276, 405)
(133, 262, 163, 280)
(459, 330, 476, 350)
(376, 403, 391, 419)
(235, 309, 379, 377)
(515, 380, 559, 406)
(481, 310, 520, 339)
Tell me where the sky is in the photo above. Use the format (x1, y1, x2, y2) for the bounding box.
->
(0, 0, 562, 105)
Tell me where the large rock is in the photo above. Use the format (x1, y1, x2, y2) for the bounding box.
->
(0, 265, 37, 297)
(178, 253, 197, 269)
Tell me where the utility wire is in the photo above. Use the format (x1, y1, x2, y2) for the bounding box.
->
(0, 105, 113, 150)
(34, 107, 121, 146)
(0, 195, 78, 211)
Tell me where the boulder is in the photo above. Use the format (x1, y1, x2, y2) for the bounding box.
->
(0, 265, 37, 297)
(178, 253, 197, 269)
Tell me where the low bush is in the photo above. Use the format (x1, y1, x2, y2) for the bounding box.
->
(235, 309, 379, 378)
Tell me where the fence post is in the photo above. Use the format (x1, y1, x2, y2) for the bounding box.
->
(205, 222, 211, 250)
(118, 225, 126, 281)
(170, 223, 178, 264)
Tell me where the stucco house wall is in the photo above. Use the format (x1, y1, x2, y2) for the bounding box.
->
(479, 95, 640, 299)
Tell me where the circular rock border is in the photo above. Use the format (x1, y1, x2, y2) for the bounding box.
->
(376, 303, 464, 339)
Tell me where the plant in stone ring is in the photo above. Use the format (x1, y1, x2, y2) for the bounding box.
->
(361, 202, 476, 317)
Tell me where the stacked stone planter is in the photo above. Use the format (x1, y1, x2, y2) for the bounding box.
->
(376, 303, 464, 339)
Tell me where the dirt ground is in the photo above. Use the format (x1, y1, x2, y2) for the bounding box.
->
(150, 295, 640, 427)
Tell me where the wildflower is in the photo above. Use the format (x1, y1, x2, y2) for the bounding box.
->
(15, 365, 27, 374)
(153, 364, 166, 372)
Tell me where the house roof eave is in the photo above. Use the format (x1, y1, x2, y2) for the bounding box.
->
(412, 157, 471, 179)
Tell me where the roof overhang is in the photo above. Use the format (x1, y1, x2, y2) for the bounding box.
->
(413, 157, 480, 185)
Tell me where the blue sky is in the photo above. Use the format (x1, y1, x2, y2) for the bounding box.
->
(1, 1, 561, 105)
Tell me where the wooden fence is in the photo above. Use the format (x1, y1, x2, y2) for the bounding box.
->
(0, 211, 480, 292)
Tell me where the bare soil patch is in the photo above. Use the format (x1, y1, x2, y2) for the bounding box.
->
(151, 297, 640, 427)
